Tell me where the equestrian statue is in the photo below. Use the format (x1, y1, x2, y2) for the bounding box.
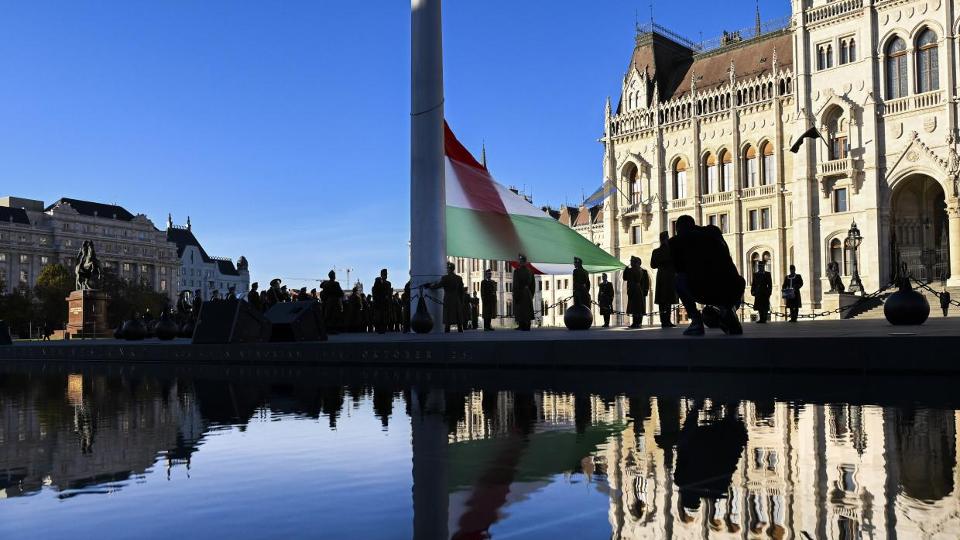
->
(75, 240, 102, 290)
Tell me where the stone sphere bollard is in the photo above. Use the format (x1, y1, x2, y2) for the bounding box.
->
(179, 320, 195, 338)
(884, 280, 929, 325)
(564, 303, 593, 330)
(155, 314, 179, 341)
(121, 318, 147, 341)
(411, 296, 434, 334)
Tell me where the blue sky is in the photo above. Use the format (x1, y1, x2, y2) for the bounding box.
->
(0, 1, 789, 289)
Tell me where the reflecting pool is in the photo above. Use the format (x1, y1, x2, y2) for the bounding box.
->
(1, 365, 958, 539)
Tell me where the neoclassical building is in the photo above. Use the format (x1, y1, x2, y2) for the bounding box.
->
(601, 0, 960, 314)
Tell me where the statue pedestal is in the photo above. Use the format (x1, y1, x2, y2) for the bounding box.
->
(822, 292, 861, 320)
(66, 290, 111, 338)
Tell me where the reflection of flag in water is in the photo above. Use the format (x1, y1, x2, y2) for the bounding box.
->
(445, 123, 624, 274)
(582, 180, 616, 208)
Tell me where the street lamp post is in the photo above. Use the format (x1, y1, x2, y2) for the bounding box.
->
(845, 221, 864, 294)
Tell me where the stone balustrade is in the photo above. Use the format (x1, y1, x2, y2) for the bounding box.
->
(741, 184, 777, 199)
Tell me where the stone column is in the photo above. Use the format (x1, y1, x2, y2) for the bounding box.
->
(947, 199, 960, 286)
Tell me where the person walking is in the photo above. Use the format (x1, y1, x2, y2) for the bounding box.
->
(513, 254, 536, 331)
(480, 269, 497, 331)
(781, 265, 804, 323)
(650, 231, 678, 328)
(940, 288, 951, 317)
(623, 256, 650, 328)
(751, 260, 773, 323)
(597, 273, 614, 328)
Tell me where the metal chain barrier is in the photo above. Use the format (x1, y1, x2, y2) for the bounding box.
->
(910, 278, 960, 307)
(742, 280, 896, 320)
(411, 287, 573, 320)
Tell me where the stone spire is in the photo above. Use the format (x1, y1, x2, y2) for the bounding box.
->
(754, 0, 762, 37)
(186, 216, 191, 231)
(167, 213, 173, 229)
(481, 141, 487, 168)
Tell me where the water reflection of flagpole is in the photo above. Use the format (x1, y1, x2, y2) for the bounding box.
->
(411, 387, 448, 540)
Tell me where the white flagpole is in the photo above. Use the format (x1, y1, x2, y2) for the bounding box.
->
(410, 0, 446, 333)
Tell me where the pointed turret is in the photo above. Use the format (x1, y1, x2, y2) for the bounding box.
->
(754, 0, 762, 37)
(481, 142, 487, 168)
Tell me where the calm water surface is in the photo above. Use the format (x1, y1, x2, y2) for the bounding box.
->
(0, 366, 957, 539)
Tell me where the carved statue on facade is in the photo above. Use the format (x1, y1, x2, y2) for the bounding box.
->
(74, 240, 102, 290)
(947, 134, 959, 196)
(826, 261, 845, 294)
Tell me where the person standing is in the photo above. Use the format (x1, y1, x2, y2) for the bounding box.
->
(401, 279, 412, 333)
(781, 265, 804, 323)
(650, 231, 678, 328)
(470, 292, 480, 330)
(597, 274, 614, 328)
(266, 279, 283, 307)
(941, 288, 951, 317)
(371, 269, 392, 334)
(751, 261, 773, 323)
(429, 262, 465, 333)
(320, 271, 345, 334)
(480, 269, 498, 331)
(247, 282, 263, 312)
(572, 257, 591, 308)
(623, 256, 650, 329)
(513, 254, 536, 331)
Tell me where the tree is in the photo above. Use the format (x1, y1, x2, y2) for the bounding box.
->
(99, 268, 170, 327)
(34, 263, 74, 331)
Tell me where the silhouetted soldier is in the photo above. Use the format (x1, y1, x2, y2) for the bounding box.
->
(470, 292, 480, 330)
(401, 280, 411, 333)
(751, 260, 773, 323)
(460, 286, 471, 330)
(429, 262, 465, 333)
(669, 215, 745, 336)
(941, 289, 951, 317)
(247, 282, 263, 312)
(650, 231, 678, 328)
(192, 288, 203, 318)
(176, 290, 192, 322)
(480, 269, 497, 331)
(210, 290, 221, 301)
(782, 265, 803, 323)
(597, 273, 614, 327)
(391, 292, 402, 331)
(513, 254, 536, 331)
(623, 256, 650, 328)
(225, 286, 237, 300)
(320, 271, 345, 333)
(572, 257, 590, 307)
(371, 269, 392, 334)
(345, 287, 364, 332)
(280, 285, 291, 303)
(266, 279, 284, 307)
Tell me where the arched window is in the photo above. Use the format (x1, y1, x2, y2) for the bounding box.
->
(841, 40, 849, 64)
(751, 252, 761, 277)
(826, 45, 834, 68)
(849, 38, 856, 62)
(886, 37, 908, 98)
(744, 145, 758, 188)
(719, 150, 733, 192)
(704, 153, 718, 194)
(762, 251, 771, 272)
(625, 165, 641, 205)
(916, 29, 939, 93)
(673, 159, 688, 200)
(761, 142, 776, 185)
(830, 238, 847, 275)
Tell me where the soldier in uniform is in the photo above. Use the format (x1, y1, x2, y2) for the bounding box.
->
(623, 256, 650, 328)
(401, 280, 412, 333)
(751, 259, 773, 323)
(513, 254, 536, 331)
(428, 262, 465, 333)
(247, 282, 263, 312)
(650, 231, 678, 328)
(266, 279, 284, 307)
(371, 269, 392, 334)
(597, 274, 614, 328)
(320, 271, 345, 334)
(176, 290, 193, 323)
(781, 265, 803, 323)
(226, 286, 237, 300)
(480, 269, 497, 331)
(470, 292, 480, 330)
(572, 257, 591, 307)
(192, 288, 203, 319)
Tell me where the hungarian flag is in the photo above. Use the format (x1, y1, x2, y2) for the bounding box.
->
(444, 123, 624, 274)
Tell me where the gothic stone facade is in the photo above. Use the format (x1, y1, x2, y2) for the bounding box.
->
(602, 0, 960, 315)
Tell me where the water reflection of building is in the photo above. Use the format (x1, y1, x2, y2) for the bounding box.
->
(0, 374, 203, 498)
(444, 390, 960, 539)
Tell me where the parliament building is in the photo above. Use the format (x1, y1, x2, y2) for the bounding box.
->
(601, 0, 960, 314)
